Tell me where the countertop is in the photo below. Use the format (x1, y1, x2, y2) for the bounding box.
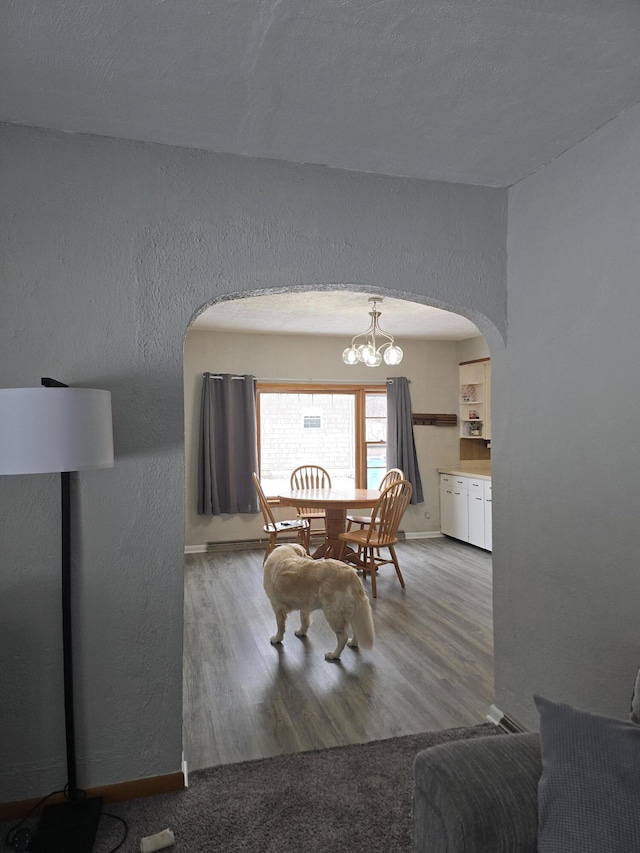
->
(438, 465, 492, 481)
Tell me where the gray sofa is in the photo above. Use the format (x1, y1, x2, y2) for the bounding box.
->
(412, 731, 541, 852)
(413, 669, 640, 853)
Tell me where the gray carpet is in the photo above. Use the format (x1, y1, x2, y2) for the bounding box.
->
(100, 724, 500, 852)
(8, 725, 500, 853)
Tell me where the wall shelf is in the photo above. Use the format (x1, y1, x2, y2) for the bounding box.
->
(412, 413, 458, 427)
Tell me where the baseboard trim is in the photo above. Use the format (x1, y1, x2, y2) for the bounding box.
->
(486, 704, 527, 734)
(0, 771, 185, 821)
(184, 544, 208, 554)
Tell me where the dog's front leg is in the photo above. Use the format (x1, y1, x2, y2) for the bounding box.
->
(270, 605, 288, 645)
(295, 610, 311, 638)
(325, 626, 349, 661)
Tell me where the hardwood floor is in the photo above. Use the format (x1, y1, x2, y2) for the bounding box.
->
(183, 537, 494, 771)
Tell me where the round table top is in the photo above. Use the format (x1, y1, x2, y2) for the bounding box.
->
(278, 487, 380, 509)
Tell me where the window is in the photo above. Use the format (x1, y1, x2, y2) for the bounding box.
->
(365, 392, 387, 490)
(257, 384, 387, 496)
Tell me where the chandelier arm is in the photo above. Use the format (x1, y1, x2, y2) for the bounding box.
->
(371, 312, 395, 352)
(350, 314, 376, 347)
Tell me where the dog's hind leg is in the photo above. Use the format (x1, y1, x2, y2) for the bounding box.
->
(270, 605, 288, 645)
(295, 610, 312, 638)
(323, 614, 349, 661)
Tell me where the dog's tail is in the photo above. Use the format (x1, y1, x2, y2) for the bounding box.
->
(350, 585, 375, 649)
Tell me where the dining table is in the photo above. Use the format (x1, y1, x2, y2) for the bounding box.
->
(277, 486, 381, 564)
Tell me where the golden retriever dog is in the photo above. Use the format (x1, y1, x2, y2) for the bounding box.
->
(263, 543, 375, 661)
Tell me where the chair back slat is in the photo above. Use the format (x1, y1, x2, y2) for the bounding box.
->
(290, 465, 331, 491)
(290, 465, 331, 515)
(367, 479, 412, 545)
(252, 472, 276, 529)
(379, 468, 404, 490)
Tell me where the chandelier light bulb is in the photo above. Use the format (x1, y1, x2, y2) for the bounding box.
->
(342, 297, 403, 368)
(359, 343, 375, 363)
(384, 345, 403, 366)
(342, 346, 359, 365)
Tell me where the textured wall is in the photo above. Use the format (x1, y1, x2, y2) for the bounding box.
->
(0, 124, 506, 800)
(494, 102, 640, 729)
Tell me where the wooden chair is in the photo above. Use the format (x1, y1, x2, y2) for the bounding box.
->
(289, 465, 332, 540)
(338, 479, 412, 598)
(346, 468, 404, 532)
(252, 473, 310, 563)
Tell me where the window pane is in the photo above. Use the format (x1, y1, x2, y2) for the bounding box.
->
(366, 394, 386, 417)
(366, 444, 387, 489)
(366, 445, 387, 465)
(260, 393, 355, 494)
(365, 417, 386, 442)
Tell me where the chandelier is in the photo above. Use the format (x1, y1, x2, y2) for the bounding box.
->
(342, 297, 404, 367)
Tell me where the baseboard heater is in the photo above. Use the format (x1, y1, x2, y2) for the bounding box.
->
(207, 539, 267, 552)
(207, 534, 326, 553)
(486, 704, 526, 734)
(207, 532, 409, 553)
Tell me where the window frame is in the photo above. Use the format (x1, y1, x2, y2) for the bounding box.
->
(256, 382, 386, 494)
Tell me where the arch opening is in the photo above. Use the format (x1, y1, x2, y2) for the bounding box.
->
(181, 284, 496, 771)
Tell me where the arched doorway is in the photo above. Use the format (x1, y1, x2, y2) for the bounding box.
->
(182, 287, 495, 771)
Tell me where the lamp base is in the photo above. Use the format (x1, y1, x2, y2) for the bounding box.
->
(32, 797, 102, 852)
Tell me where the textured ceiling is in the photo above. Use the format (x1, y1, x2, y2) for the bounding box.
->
(191, 292, 481, 340)
(3, 1, 640, 187)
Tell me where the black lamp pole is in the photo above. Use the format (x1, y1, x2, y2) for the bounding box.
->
(41, 377, 79, 800)
(34, 378, 102, 852)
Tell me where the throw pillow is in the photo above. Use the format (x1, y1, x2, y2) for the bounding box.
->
(535, 694, 640, 853)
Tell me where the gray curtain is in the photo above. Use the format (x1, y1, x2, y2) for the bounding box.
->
(198, 373, 259, 515)
(386, 376, 424, 504)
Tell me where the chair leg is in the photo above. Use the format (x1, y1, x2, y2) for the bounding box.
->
(264, 534, 277, 565)
(367, 549, 377, 598)
(388, 544, 405, 588)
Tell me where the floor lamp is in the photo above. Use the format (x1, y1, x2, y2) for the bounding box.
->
(0, 379, 114, 853)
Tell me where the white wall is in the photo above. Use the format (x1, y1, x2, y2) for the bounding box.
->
(184, 328, 471, 547)
(457, 336, 490, 364)
(0, 123, 506, 800)
(494, 102, 640, 728)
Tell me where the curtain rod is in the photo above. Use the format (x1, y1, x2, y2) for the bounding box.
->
(202, 374, 400, 384)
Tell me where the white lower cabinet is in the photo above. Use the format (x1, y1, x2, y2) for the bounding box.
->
(484, 480, 492, 551)
(467, 479, 485, 548)
(440, 475, 469, 541)
(439, 473, 492, 551)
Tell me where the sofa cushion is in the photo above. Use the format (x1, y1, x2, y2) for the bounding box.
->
(535, 694, 640, 853)
(412, 732, 541, 853)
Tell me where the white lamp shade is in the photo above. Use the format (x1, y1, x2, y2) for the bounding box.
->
(0, 387, 114, 474)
